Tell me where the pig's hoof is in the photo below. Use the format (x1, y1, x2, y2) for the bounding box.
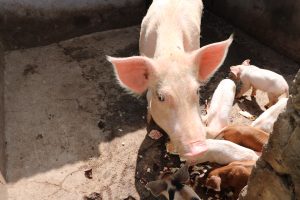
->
(236, 95, 244, 100)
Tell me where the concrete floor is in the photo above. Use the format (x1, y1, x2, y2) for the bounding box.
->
(3, 12, 299, 200)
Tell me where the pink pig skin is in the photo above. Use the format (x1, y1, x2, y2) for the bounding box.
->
(204, 79, 236, 138)
(192, 139, 258, 165)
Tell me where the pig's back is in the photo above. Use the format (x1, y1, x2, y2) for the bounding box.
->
(140, 0, 203, 57)
(242, 66, 288, 94)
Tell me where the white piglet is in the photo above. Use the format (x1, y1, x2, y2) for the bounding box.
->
(204, 79, 236, 138)
(107, 0, 233, 161)
(193, 139, 259, 165)
(230, 59, 289, 108)
(251, 97, 288, 133)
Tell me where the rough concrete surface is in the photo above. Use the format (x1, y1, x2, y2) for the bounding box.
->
(3, 11, 299, 200)
(240, 70, 300, 200)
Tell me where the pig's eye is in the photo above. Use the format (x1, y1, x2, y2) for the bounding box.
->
(197, 87, 201, 95)
(157, 93, 165, 102)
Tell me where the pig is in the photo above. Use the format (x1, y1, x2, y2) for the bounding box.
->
(107, 0, 233, 161)
(146, 165, 200, 200)
(251, 97, 288, 133)
(216, 125, 269, 152)
(203, 79, 236, 138)
(230, 59, 289, 108)
(205, 160, 255, 199)
(192, 139, 258, 165)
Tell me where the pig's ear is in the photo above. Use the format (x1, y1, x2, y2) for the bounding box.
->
(145, 180, 168, 197)
(230, 66, 240, 77)
(173, 164, 190, 183)
(106, 56, 154, 94)
(242, 59, 251, 65)
(192, 35, 233, 81)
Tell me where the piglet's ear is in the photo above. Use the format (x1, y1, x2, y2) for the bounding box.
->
(146, 180, 168, 197)
(173, 164, 190, 183)
(107, 56, 154, 94)
(230, 66, 240, 77)
(192, 35, 233, 81)
(242, 59, 251, 65)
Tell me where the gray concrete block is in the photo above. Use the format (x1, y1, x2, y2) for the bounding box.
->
(0, 37, 7, 200)
(0, 0, 146, 50)
(0, 38, 5, 184)
(204, 0, 300, 63)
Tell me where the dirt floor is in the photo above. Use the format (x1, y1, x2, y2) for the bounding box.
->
(3, 11, 299, 200)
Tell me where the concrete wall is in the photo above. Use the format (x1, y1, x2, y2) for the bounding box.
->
(0, 38, 5, 186)
(0, 0, 146, 49)
(203, 0, 300, 63)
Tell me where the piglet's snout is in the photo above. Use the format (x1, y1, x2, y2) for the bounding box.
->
(182, 140, 208, 160)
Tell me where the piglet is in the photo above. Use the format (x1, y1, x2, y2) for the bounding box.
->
(146, 165, 200, 200)
(203, 79, 236, 138)
(251, 97, 288, 133)
(216, 125, 269, 152)
(230, 59, 289, 108)
(192, 139, 258, 165)
(205, 160, 255, 199)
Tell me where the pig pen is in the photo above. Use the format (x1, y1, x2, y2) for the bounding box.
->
(0, 4, 299, 200)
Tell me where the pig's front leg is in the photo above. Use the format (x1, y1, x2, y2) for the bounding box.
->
(146, 111, 152, 124)
(236, 81, 251, 98)
(201, 114, 208, 125)
(251, 87, 257, 97)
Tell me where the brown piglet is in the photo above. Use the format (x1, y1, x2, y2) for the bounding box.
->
(206, 160, 256, 199)
(216, 125, 269, 152)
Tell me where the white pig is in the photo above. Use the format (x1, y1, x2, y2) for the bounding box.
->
(203, 79, 236, 138)
(251, 97, 288, 133)
(230, 59, 289, 108)
(192, 139, 258, 165)
(107, 0, 233, 161)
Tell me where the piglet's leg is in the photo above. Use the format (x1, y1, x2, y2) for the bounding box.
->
(265, 93, 279, 108)
(236, 82, 251, 98)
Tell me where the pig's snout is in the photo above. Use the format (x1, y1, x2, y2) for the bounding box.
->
(182, 140, 208, 160)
